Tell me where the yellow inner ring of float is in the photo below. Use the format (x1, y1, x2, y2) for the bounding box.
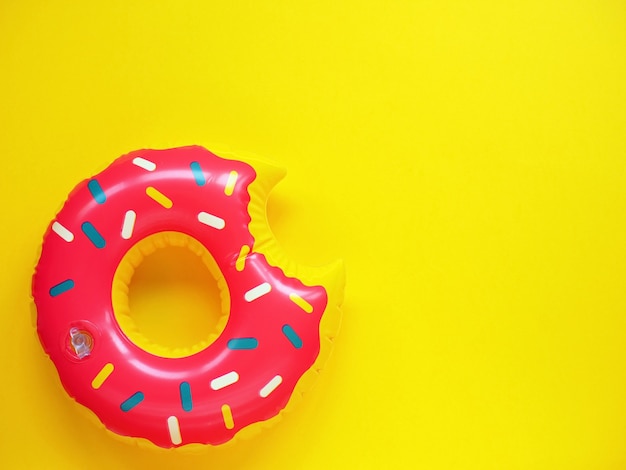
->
(111, 231, 230, 359)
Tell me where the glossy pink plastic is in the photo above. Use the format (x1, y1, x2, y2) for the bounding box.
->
(32, 147, 333, 448)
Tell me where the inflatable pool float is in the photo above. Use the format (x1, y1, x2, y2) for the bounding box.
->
(32, 146, 345, 448)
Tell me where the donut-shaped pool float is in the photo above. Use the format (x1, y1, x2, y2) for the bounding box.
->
(32, 146, 345, 448)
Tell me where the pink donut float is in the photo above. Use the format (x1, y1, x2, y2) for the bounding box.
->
(32, 146, 344, 448)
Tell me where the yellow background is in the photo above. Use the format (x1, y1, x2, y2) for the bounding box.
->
(2, 1, 626, 468)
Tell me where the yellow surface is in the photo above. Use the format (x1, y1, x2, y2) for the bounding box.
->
(1, 1, 626, 468)
(111, 231, 232, 359)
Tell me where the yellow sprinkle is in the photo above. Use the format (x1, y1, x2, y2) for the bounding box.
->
(224, 171, 238, 196)
(236, 245, 250, 271)
(146, 186, 173, 209)
(91, 363, 114, 389)
(221, 404, 234, 429)
(289, 293, 314, 313)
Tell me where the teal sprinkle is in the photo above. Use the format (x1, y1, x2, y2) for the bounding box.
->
(227, 338, 259, 350)
(49, 279, 75, 297)
(81, 221, 106, 249)
(120, 391, 144, 412)
(87, 179, 106, 204)
(190, 162, 206, 186)
(180, 382, 193, 412)
(282, 324, 303, 349)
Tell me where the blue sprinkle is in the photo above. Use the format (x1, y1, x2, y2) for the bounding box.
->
(282, 324, 303, 349)
(180, 382, 193, 412)
(87, 179, 106, 204)
(190, 162, 206, 186)
(49, 279, 75, 297)
(227, 338, 259, 350)
(81, 221, 106, 249)
(120, 391, 144, 412)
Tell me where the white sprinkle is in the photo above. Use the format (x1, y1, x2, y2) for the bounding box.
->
(260, 375, 283, 398)
(52, 221, 74, 242)
(197, 211, 226, 230)
(167, 416, 182, 445)
(244, 282, 271, 302)
(132, 157, 157, 172)
(210, 371, 239, 390)
(121, 210, 136, 239)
